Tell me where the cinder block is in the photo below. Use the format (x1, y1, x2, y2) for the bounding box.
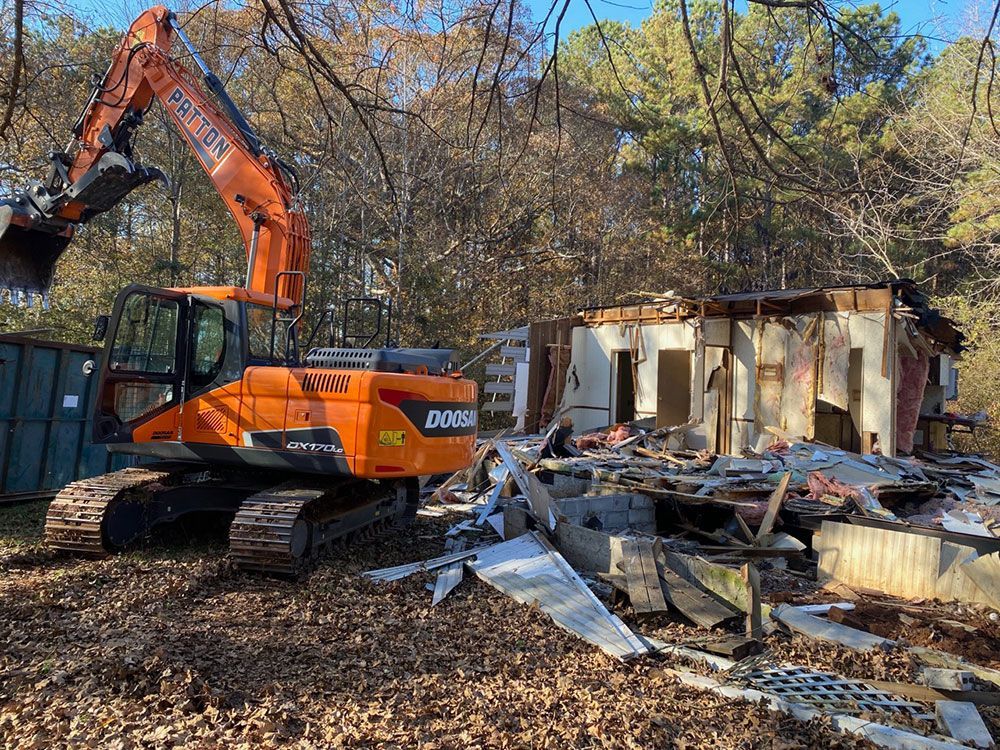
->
(583, 495, 616, 514)
(543, 473, 592, 498)
(628, 508, 655, 525)
(628, 494, 654, 511)
(556, 497, 586, 516)
(603, 511, 629, 530)
(610, 495, 632, 512)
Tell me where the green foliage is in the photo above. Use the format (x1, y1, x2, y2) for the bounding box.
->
(938, 296, 1000, 458)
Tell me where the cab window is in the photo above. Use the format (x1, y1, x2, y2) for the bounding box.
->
(109, 293, 179, 374)
(189, 302, 226, 389)
(246, 302, 289, 361)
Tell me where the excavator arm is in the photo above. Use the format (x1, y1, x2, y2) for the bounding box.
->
(0, 6, 309, 304)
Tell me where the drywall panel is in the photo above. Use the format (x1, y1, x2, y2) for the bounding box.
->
(819, 313, 850, 411)
(754, 321, 787, 433)
(783, 317, 817, 440)
(565, 322, 695, 432)
(564, 326, 612, 431)
(731, 321, 757, 452)
(849, 312, 895, 454)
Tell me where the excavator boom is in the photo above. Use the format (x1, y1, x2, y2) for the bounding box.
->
(0, 6, 309, 303)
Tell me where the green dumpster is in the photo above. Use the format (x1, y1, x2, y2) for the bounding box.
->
(0, 334, 134, 499)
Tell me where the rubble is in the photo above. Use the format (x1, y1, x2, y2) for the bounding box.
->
(394, 426, 1000, 747)
(5, 416, 1000, 747)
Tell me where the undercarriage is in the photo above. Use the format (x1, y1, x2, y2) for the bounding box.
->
(44, 462, 416, 575)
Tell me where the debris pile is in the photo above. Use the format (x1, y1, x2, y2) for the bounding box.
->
(368, 427, 1000, 748)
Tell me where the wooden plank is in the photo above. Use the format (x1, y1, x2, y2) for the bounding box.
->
(921, 669, 974, 692)
(867, 680, 1000, 707)
(655, 558, 739, 629)
(742, 562, 762, 639)
(485, 363, 517, 377)
(622, 540, 667, 614)
(638, 542, 668, 612)
(661, 549, 762, 617)
(771, 603, 894, 652)
(499, 345, 527, 361)
(700, 636, 763, 661)
(622, 540, 652, 613)
(935, 701, 994, 748)
(481, 400, 514, 413)
(484, 381, 515, 395)
(756, 472, 791, 542)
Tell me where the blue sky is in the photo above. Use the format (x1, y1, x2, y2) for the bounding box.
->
(524, 0, 974, 50)
(71, 0, 977, 52)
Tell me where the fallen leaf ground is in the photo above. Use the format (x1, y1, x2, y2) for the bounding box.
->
(0, 502, 872, 749)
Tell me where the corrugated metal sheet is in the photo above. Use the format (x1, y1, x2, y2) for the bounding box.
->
(469, 532, 648, 660)
(0, 334, 133, 498)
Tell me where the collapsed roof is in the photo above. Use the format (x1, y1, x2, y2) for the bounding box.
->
(580, 279, 964, 354)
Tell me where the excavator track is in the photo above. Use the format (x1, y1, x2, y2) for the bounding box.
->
(229, 481, 409, 575)
(45, 463, 415, 575)
(44, 463, 191, 555)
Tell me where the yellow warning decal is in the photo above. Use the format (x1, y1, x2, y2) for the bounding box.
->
(378, 430, 406, 447)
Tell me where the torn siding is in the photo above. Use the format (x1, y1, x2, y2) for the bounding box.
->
(753, 321, 787, 437)
(782, 317, 818, 441)
(731, 322, 757, 452)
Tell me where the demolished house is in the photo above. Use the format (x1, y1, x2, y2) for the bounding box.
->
(389, 279, 1000, 748)
(520, 280, 965, 457)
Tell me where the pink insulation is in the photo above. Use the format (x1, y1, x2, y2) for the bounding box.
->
(807, 471, 864, 502)
(895, 351, 929, 454)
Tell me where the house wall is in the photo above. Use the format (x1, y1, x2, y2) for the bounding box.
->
(563, 321, 696, 433)
(562, 310, 907, 456)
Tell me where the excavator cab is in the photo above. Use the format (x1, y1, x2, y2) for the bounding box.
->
(92, 285, 191, 442)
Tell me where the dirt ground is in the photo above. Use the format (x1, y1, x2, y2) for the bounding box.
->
(0, 501, 877, 750)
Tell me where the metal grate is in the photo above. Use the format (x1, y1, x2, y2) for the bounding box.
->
(725, 659, 929, 718)
(195, 408, 226, 432)
(302, 372, 351, 393)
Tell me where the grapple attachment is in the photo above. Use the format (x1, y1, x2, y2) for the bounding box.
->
(0, 202, 72, 301)
(0, 151, 166, 302)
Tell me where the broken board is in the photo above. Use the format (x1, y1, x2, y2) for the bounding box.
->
(621, 539, 668, 614)
(655, 556, 739, 630)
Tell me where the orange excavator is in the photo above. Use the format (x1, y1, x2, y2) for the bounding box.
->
(0, 6, 478, 573)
